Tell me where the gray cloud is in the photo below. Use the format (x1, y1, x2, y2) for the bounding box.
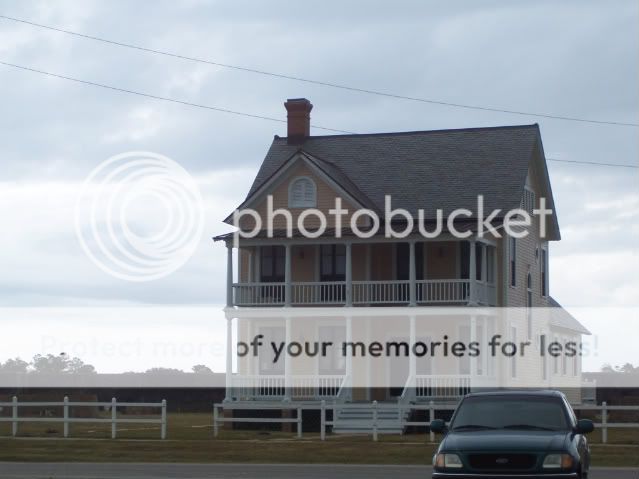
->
(0, 0, 637, 308)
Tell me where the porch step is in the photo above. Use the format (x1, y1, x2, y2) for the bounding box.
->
(332, 403, 410, 435)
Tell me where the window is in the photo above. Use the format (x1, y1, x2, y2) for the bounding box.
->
(258, 326, 285, 374)
(450, 396, 570, 432)
(260, 246, 285, 282)
(541, 246, 548, 296)
(288, 176, 316, 208)
(486, 246, 495, 284)
(396, 243, 424, 280)
(553, 336, 559, 375)
(318, 326, 346, 374)
(476, 322, 484, 376)
(541, 334, 548, 381)
(527, 272, 533, 339)
(320, 244, 346, 281)
(460, 242, 482, 281)
(511, 326, 517, 379)
(509, 237, 517, 287)
(521, 187, 536, 214)
(459, 324, 471, 375)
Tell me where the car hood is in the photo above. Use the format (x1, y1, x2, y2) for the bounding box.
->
(441, 430, 571, 452)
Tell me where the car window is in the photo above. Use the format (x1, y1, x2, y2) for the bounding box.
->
(451, 396, 570, 431)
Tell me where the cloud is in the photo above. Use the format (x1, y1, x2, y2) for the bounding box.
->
(0, 0, 636, 313)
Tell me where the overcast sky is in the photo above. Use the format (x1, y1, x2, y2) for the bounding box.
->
(0, 1, 637, 371)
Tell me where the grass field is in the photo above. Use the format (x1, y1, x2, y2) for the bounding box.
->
(0, 413, 637, 467)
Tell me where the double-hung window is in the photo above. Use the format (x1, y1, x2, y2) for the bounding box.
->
(509, 237, 517, 287)
(320, 244, 346, 281)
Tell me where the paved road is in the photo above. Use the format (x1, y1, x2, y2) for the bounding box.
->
(0, 463, 636, 478)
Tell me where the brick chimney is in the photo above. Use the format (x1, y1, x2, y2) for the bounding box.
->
(284, 98, 313, 143)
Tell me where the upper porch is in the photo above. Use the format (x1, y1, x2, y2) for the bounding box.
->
(225, 236, 500, 307)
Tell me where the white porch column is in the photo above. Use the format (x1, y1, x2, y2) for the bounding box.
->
(469, 240, 477, 305)
(409, 315, 416, 380)
(345, 315, 353, 401)
(409, 241, 417, 306)
(345, 242, 353, 306)
(284, 317, 291, 400)
(469, 315, 477, 390)
(480, 243, 487, 305)
(224, 317, 233, 401)
(284, 244, 292, 307)
(226, 243, 234, 307)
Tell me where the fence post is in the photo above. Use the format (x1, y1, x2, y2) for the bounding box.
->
(601, 401, 607, 444)
(429, 400, 435, 442)
(11, 396, 18, 437)
(213, 404, 219, 438)
(297, 406, 302, 439)
(161, 399, 167, 440)
(320, 400, 326, 441)
(372, 400, 378, 442)
(111, 397, 117, 439)
(63, 396, 69, 438)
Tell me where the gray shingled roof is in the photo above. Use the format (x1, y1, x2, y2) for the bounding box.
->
(248, 125, 542, 218)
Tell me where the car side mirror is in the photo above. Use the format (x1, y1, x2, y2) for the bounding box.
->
(576, 419, 594, 434)
(430, 419, 446, 433)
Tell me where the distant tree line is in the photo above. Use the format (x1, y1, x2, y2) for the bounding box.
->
(0, 354, 96, 374)
(0, 355, 215, 375)
(600, 363, 638, 374)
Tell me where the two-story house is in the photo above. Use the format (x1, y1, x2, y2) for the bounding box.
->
(214, 98, 589, 431)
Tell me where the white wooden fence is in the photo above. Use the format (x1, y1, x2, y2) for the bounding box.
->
(573, 402, 639, 444)
(0, 396, 167, 439)
(213, 400, 639, 443)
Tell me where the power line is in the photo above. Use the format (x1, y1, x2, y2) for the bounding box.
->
(1, 60, 636, 170)
(1, 13, 637, 128)
(0, 60, 354, 134)
(547, 158, 638, 169)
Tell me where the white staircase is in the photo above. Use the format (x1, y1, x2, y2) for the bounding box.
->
(332, 402, 410, 434)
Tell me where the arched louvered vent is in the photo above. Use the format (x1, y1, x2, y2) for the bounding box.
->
(288, 176, 317, 207)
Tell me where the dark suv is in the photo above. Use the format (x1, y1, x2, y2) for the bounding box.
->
(430, 390, 593, 478)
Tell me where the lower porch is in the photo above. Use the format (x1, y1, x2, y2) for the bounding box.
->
(227, 374, 473, 402)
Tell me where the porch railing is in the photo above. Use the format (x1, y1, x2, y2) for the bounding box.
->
(231, 375, 285, 399)
(232, 279, 492, 306)
(414, 374, 472, 399)
(292, 282, 345, 304)
(230, 375, 345, 400)
(232, 283, 285, 306)
(416, 279, 470, 303)
(352, 280, 410, 304)
(291, 375, 345, 399)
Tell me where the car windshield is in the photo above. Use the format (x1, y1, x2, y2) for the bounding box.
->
(450, 396, 570, 432)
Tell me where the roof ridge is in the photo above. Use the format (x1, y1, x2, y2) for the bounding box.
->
(274, 123, 540, 141)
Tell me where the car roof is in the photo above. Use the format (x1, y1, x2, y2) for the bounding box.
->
(464, 389, 565, 399)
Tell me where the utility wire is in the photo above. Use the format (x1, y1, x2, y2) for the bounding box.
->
(546, 158, 637, 169)
(0, 60, 354, 134)
(1, 60, 637, 169)
(1, 13, 637, 128)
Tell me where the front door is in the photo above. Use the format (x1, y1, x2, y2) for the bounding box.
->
(387, 336, 409, 399)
